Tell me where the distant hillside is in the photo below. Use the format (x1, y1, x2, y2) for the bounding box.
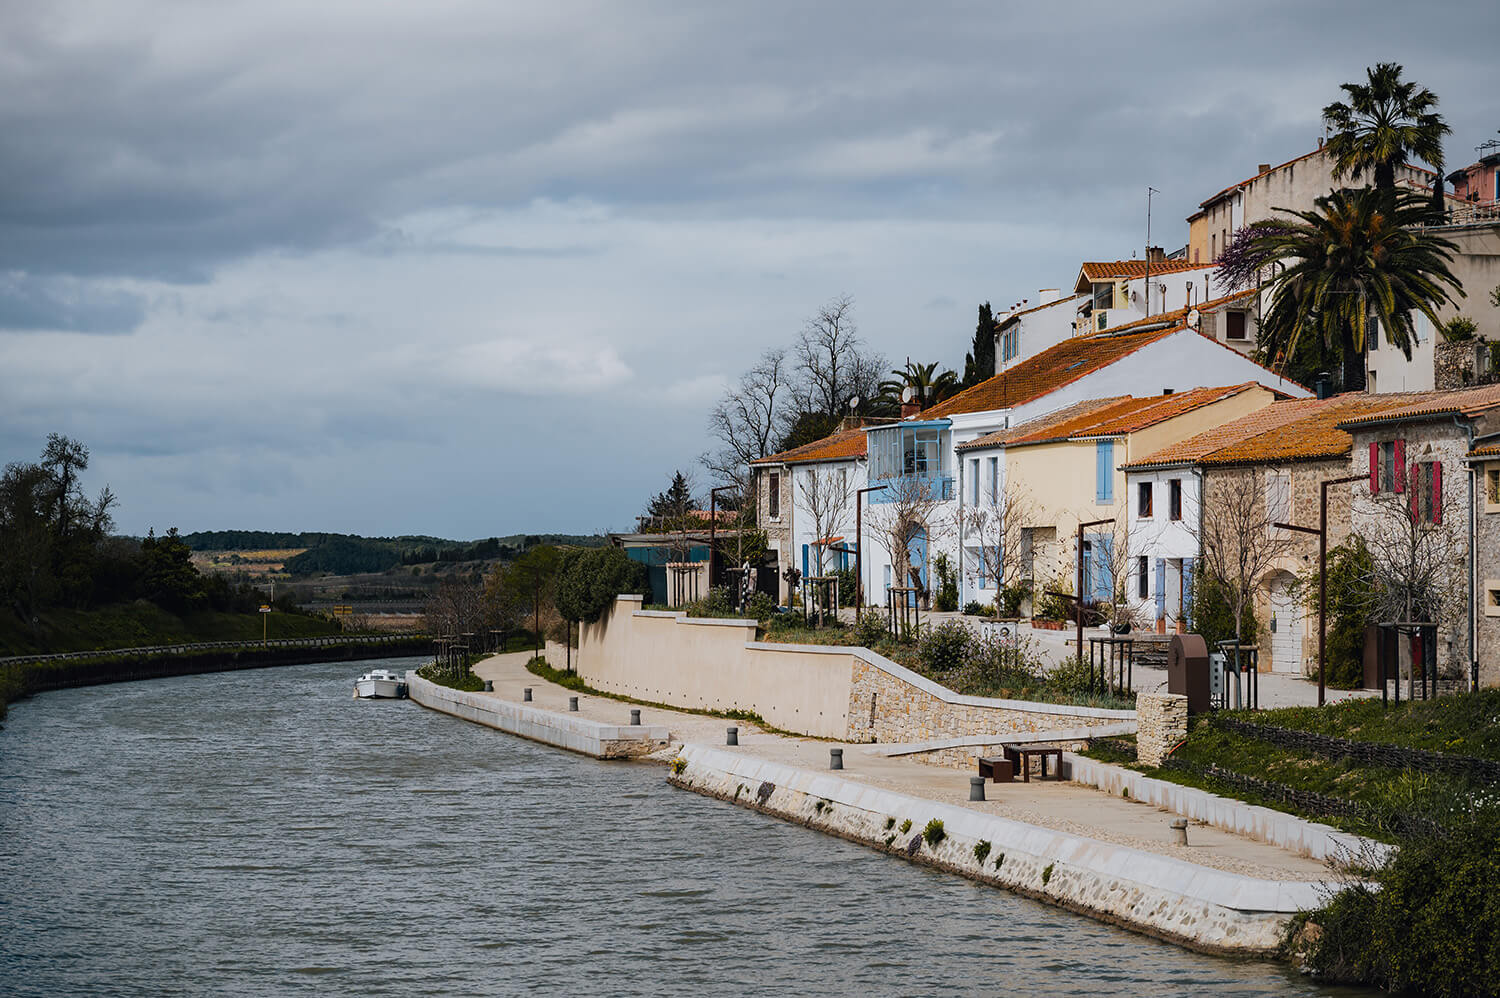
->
(180, 530, 605, 577)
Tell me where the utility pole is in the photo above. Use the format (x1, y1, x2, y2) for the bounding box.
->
(1275, 473, 1363, 706)
(855, 483, 889, 619)
(1145, 186, 1159, 317)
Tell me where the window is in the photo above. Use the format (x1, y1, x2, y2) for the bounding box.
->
(987, 457, 999, 505)
(1370, 440, 1405, 494)
(1266, 472, 1291, 534)
(1138, 481, 1153, 518)
(1487, 466, 1500, 513)
(1169, 479, 1183, 520)
(969, 458, 980, 505)
(1225, 311, 1247, 340)
(1096, 440, 1114, 503)
(768, 473, 780, 519)
(1412, 461, 1442, 525)
(1137, 556, 1149, 599)
(1487, 580, 1500, 618)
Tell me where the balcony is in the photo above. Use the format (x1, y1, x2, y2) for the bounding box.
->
(869, 472, 955, 503)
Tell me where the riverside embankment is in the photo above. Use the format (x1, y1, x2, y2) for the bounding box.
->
(0, 634, 428, 719)
(422, 650, 1367, 956)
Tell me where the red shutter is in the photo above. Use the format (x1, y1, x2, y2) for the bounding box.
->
(1410, 462, 1419, 521)
(1369, 442, 1379, 493)
(1432, 462, 1443, 525)
(1394, 439, 1406, 492)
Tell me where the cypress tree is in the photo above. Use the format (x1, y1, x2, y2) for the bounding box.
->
(961, 302, 996, 388)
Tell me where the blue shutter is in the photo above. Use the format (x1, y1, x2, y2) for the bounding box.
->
(1154, 559, 1166, 622)
(1182, 558, 1195, 628)
(802, 544, 809, 579)
(1096, 441, 1113, 502)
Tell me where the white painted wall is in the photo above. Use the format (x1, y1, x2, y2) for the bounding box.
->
(996, 295, 1087, 374)
(1124, 468, 1201, 629)
(1364, 312, 1437, 393)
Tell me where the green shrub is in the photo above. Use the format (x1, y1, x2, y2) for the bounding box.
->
(932, 554, 959, 612)
(1293, 821, 1500, 996)
(1033, 577, 1071, 622)
(917, 620, 972, 675)
(833, 566, 858, 607)
(1191, 575, 1258, 651)
(899, 818, 912, 834)
(745, 592, 779, 622)
(1046, 654, 1095, 695)
(1440, 315, 1478, 341)
(923, 818, 946, 845)
(998, 582, 1030, 618)
(973, 840, 992, 863)
(963, 600, 985, 616)
(1314, 538, 1378, 688)
(1041, 862, 1055, 886)
(853, 611, 888, 648)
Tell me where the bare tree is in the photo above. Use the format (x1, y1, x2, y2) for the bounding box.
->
(423, 577, 487, 640)
(865, 474, 952, 608)
(797, 466, 853, 577)
(702, 347, 792, 492)
(1195, 470, 1298, 659)
(961, 477, 1036, 609)
(792, 295, 886, 421)
(1356, 482, 1467, 679)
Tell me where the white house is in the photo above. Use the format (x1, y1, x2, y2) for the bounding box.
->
(993, 292, 1087, 374)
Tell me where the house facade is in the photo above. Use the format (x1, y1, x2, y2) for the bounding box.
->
(1071, 258, 1217, 335)
(992, 292, 1086, 375)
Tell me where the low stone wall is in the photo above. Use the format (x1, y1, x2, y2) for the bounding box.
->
(670, 744, 1322, 955)
(579, 596, 1136, 749)
(406, 672, 670, 759)
(1136, 692, 1188, 767)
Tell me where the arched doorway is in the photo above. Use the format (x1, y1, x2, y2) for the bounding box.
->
(1266, 571, 1304, 674)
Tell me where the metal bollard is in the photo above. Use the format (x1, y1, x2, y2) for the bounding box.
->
(970, 776, 986, 802)
(829, 748, 843, 770)
(522, 687, 532, 702)
(630, 709, 641, 726)
(1170, 818, 1189, 845)
(482, 680, 493, 692)
(569, 696, 579, 711)
(726, 726, 739, 746)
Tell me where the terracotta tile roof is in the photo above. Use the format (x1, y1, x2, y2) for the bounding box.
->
(1076, 259, 1213, 285)
(750, 425, 867, 466)
(1124, 394, 1425, 469)
(1336, 384, 1500, 427)
(1467, 442, 1500, 459)
(922, 326, 1180, 419)
(956, 397, 1129, 451)
(1094, 287, 1259, 337)
(1022, 384, 1269, 446)
(996, 294, 1087, 327)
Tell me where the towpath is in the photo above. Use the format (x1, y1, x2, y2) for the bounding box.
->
(472, 651, 1333, 883)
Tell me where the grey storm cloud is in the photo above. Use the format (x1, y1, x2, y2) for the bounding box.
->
(1, 0, 1497, 537)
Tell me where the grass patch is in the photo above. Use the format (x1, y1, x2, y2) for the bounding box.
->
(0, 602, 342, 657)
(415, 662, 484, 692)
(973, 840, 991, 864)
(898, 818, 912, 834)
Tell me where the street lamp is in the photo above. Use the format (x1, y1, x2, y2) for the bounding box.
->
(1275, 473, 1363, 706)
(856, 483, 888, 619)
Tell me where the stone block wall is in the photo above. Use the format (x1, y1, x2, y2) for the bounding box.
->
(845, 655, 1134, 745)
(1136, 692, 1188, 767)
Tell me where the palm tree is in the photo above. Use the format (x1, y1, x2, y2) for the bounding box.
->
(1323, 63, 1449, 204)
(1250, 188, 1462, 391)
(878, 361, 960, 410)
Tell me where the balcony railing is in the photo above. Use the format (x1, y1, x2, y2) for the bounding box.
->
(869, 473, 955, 503)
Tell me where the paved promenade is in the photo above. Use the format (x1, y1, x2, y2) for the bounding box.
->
(471, 651, 1333, 882)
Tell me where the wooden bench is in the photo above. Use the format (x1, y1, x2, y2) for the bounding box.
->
(1002, 743, 1063, 783)
(977, 756, 1014, 784)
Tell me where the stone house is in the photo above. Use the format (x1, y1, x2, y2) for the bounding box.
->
(1339, 384, 1500, 688)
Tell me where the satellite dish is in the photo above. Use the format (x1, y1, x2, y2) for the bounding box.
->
(1186, 308, 1200, 328)
(901, 386, 916, 404)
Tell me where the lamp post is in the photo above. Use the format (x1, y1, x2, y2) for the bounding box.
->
(1275, 473, 1363, 707)
(856, 483, 888, 619)
(1075, 518, 1115, 664)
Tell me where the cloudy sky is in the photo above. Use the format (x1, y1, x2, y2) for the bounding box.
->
(3, 1, 1496, 539)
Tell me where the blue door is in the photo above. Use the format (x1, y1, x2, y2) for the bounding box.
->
(906, 528, 927, 607)
(802, 543, 809, 580)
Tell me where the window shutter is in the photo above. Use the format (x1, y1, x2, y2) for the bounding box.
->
(1369, 442, 1379, 493)
(1098, 535, 1114, 602)
(1433, 462, 1443, 525)
(1182, 558, 1195, 628)
(1096, 441, 1113, 502)
(1410, 462, 1419, 521)
(1154, 559, 1166, 621)
(1394, 439, 1406, 492)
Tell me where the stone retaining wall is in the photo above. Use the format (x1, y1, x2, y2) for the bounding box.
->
(670, 744, 1322, 955)
(1136, 692, 1188, 767)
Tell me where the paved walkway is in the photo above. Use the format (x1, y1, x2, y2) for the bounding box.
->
(470, 651, 1334, 882)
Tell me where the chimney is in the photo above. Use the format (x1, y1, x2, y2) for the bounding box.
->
(1038, 288, 1063, 305)
(1318, 135, 1325, 149)
(1258, 163, 1271, 175)
(1146, 246, 1166, 263)
(1314, 371, 1334, 399)
(900, 398, 922, 419)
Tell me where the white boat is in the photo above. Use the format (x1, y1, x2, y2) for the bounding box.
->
(354, 669, 407, 699)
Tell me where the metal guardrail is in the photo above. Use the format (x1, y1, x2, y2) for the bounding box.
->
(0, 633, 428, 668)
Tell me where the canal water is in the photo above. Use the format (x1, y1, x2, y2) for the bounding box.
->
(0, 658, 1361, 997)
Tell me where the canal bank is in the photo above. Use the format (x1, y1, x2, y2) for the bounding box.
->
(424, 650, 1361, 957)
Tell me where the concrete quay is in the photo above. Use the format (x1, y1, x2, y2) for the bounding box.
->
(439, 651, 1362, 954)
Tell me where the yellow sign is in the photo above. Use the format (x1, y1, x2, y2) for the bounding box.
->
(259, 605, 271, 613)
